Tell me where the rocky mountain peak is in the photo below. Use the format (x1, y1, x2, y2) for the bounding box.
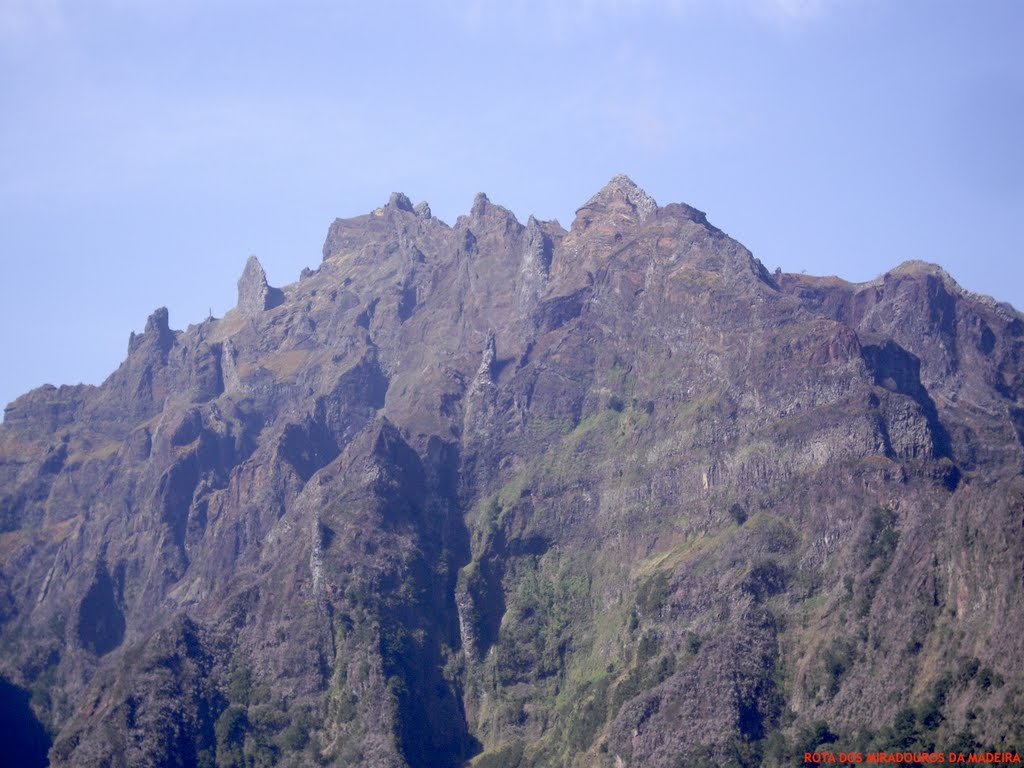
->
(587, 174, 656, 212)
(888, 260, 956, 283)
(144, 306, 171, 337)
(388, 192, 415, 212)
(385, 192, 431, 220)
(570, 173, 658, 235)
(236, 255, 283, 317)
(603, 171, 649, 196)
(460, 192, 522, 236)
(127, 306, 175, 356)
(470, 192, 491, 217)
(6, 180, 1024, 768)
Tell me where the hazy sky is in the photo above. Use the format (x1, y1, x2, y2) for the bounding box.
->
(1, 0, 1022, 413)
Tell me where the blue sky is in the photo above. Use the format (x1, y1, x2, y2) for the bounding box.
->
(1, 0, 1022, 413)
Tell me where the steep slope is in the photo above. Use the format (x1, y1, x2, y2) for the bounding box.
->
(1, 177, 1023, 767)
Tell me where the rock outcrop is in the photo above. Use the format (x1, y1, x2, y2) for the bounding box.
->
(237, 254, 284, 317)
(1, 176, 1023, 767)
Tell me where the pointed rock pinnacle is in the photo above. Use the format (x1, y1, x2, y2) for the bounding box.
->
(237, 255, 283, 318)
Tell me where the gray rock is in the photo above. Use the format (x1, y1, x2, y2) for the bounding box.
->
(236, 255, 283, 317)
(388, 192, 414, 212)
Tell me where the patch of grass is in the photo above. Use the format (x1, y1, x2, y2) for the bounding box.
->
(856, 507, 899, 618)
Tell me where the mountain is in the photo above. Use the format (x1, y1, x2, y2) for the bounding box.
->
(1, 176, 1023, 767)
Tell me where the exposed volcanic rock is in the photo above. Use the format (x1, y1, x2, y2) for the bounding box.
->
(237, 255, 284, 317)
(1, 177, 1023, 767)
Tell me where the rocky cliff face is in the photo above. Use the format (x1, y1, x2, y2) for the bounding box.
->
(2, 176, 1023, 767)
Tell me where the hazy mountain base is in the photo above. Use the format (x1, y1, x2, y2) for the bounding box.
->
(1, 178, 1023, 767)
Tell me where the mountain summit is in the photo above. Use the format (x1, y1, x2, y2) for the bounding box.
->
(576, 173, 658, 222)
(2, 180, 1023, 767)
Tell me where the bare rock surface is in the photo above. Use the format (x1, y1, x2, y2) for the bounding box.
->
(237, 255, 284, 317)
(2, 176, 1024, 767)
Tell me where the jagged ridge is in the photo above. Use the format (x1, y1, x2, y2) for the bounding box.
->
(1, 177, 1023, 767)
